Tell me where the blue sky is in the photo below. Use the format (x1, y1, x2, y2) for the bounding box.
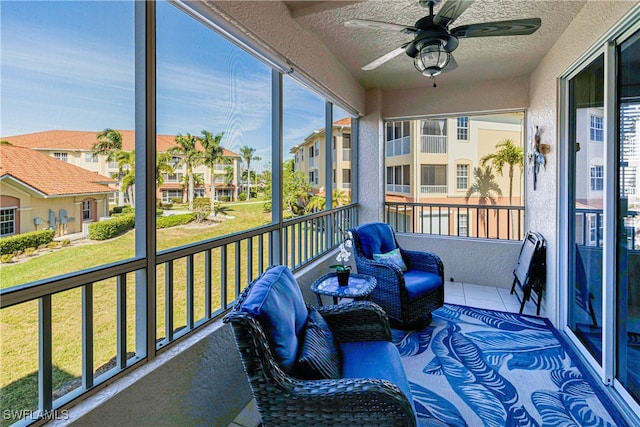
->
(1, 1, 345, 166)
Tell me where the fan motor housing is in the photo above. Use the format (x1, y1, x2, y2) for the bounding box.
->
(406, 32, 459, 58)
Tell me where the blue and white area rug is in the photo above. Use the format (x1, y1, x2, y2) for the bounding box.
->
(392, 304, 625, 427)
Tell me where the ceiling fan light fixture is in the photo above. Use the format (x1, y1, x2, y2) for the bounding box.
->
(413, 41, 450, 77)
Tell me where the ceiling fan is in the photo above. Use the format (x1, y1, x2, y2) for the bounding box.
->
(345, 0, 541, 79)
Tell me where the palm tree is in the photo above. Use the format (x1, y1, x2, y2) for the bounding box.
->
(305, 189, 350, 213)
(480, 138, 523, 205)
(200, 130, 226, 214)
(240, 145, 261, 200)
(465, 166, 503, 237)
(156, 152, 174, 188)
(93, 129, 124, 205)
(116, 150, 136, 207)
(169, 133, 203, 211)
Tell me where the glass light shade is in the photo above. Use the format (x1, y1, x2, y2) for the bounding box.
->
(413, 42, 450, 77)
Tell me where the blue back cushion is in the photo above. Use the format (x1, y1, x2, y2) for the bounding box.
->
(240, 266, 308, 373)
(355, 222, 397, 259)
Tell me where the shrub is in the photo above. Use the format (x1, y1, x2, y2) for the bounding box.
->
(121, 206, 134, 214)
(0, 254, 14, 263)
(60, 239, 70, 247)
(219, 196, 230, 202)
(47, 241, 59, 249)
(0, 229, 55, 255)
(263, 201, 272, 213)
(110, 206, 125, 215)
(170, 197, 182, 204)
(88, 214, 135, 240)
(24, 247, 36, 257)
(193, 198, 210, 209)
(156, 213, 194, 229)
(238, 192, 247, 201)
(162, 202, 173, 210)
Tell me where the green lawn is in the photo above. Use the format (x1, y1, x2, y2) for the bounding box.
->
(0, 201, 273, 425)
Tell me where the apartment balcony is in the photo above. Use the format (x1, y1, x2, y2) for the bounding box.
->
(420, 184, 447, 194)
(420, 135, 447, 154)
(0, 201, 533, 426)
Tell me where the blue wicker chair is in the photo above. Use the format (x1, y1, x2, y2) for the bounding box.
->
(350, 222, 444, 328)
(223, 265, 417, 426)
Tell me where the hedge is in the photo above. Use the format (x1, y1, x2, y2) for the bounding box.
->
(0, 229, 55, 255)
(88, 214, 135, 240)
(156, 213, 194, 229)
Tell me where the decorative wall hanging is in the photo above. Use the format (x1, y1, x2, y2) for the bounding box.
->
(529, 126, 548, 190)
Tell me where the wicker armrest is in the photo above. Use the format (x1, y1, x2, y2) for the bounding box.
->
(317, 301, 392, 342)
(277, 377, 416, 426)
(401, 248, 444, 277)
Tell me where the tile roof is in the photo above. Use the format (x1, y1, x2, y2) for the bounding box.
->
(2, 130, 240, 157)
(333, 117, 351, 126)
(0, 144, 115, 196)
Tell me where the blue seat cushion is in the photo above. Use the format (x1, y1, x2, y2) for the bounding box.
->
(355, 222, 397, 259)
(240, 266, 308, 373)
(340, 340, 416, 417)
(403, 269, 443, 299)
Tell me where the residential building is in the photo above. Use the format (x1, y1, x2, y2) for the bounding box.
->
(384, 113, 524, 238)
(291, 117, 353, 198)
(0, 145, 114, 237)
(3, 130, 242, 205)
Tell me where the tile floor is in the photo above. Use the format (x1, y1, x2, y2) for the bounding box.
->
(227, 282, 547, 426)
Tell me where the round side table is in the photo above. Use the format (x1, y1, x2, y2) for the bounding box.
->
(310, 272, 377, 306)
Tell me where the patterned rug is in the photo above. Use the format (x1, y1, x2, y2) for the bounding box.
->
(392, 304, 626, 427)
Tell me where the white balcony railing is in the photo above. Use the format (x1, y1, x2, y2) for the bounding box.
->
(421, 185, 447, 194)
(421, 135, 447, 154)
(342, 148, 351, 161)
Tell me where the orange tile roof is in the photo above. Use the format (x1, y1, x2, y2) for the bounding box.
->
(0, 145, 115, 196)
(2, 130, 240, 157)
(334, 117, 351, 126)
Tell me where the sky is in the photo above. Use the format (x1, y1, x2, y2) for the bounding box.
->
(1, 1, 348, 167)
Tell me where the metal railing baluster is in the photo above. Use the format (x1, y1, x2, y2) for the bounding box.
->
(117, 274, 127, 369)
(165, 261, 174, 342)
(186, 254, 194, 330)
(82, 283, 94, 389)
(39, 295, 53, 413)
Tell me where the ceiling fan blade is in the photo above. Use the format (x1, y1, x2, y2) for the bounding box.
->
(362, 44, 409, 70)
(451, 18, 541, 38)
(345, 19, 417, 34)
(433, 0, 474, 27)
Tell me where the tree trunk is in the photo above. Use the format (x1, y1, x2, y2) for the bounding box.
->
(188, 172, 194, 211)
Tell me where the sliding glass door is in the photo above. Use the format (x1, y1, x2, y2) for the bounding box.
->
(563, 22, 640, 409)
(616, 28, 640, 406)
(567, 54, 605, 364)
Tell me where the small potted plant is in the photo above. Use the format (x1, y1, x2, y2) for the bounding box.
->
(331, 231, 353, 286)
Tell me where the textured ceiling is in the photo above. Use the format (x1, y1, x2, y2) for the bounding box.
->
(283, 0, 587, 90)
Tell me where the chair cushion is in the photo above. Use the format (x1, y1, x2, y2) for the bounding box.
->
(403, 269, 443, 299)
(296, 308, 341, 379)
(240, 266, 308, 373)
(340, 340, 416, 416)
(373, 248, 407, 271)
(355, 222, 397, 259)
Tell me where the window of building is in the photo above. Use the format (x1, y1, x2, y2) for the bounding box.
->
(53, 152, 68, 162)
(342, 169, 351, 184)
(385, 120, 411, 156)
(0, 208, 16, 236)
(314, 142, 319, 157)
(108, 160, 118, 169)
(386, 165, 410, 193)
(421, 165, 447, 186)
(590, 115, 604, 142)
(590, 165, 604, 191)
(458, 213, 469, 237)
(163, 173, 183, 183)
(343, 134, 351, 149)
(82, 200, 92, 220)
(456, 164, 469, 190)
(162, 189, 183, 203)
(85, 153, 98, 163)
(457, 116, 469, 140)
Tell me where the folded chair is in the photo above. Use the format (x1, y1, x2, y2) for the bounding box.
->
(223, 265, 417, 427)
(350, 222, 444, 329)
(510, 231, 546, 315)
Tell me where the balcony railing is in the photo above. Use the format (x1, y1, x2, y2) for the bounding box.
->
(386, 136, 410, 157)
(342, 148, 351, 161)
(0, 204, 357, 425)
(420, 185, 447, 194)
(421, 135, 447, 154)
(385, 201, 525, 241)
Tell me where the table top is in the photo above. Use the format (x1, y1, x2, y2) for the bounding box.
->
(310, 272, 377, 299)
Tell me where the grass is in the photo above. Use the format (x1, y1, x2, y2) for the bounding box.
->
(0, 201, 274, 425)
